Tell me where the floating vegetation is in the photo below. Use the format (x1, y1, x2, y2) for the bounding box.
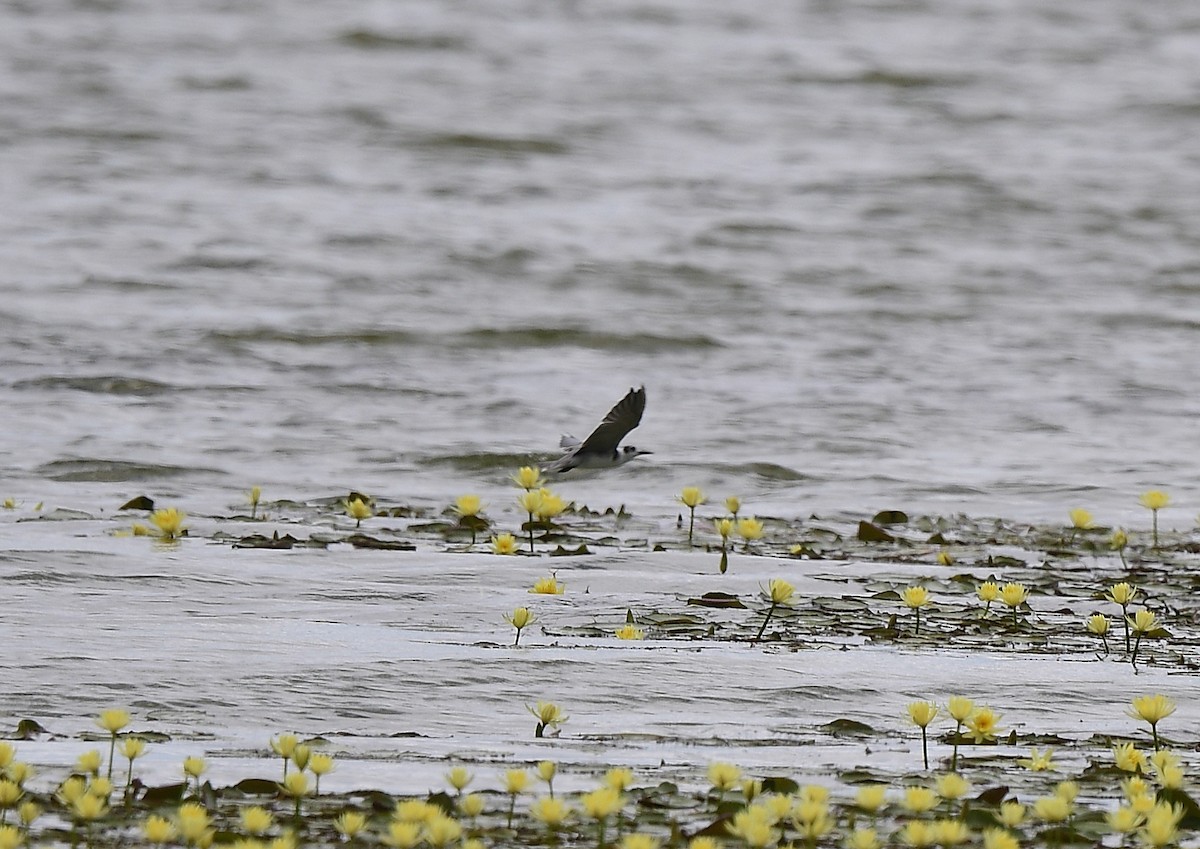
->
(2, 695, 1199, 849)
(8, 478, 1200, 848)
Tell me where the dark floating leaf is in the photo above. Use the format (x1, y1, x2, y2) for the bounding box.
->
(687, 592, 745, 609)
(232, 778, 281, 795)
(871, 510, 909, 526)
(119, 495, 155, 511)
(761, 776, 800, 795)
(975, 785, 1010, 805)
(1159, 787, 1200, 829)
(550, 544, 591, 556)
(141, 782, 187, 806)
(346, 534, 416, 551)
(690, 815, 734, 838)
(234, 532, 300, 550)
(927, 532, 947, 544)
(857, 521, 896, 543)
(819, 718, 876, 737)
(16, 718, 48, 739)
(458, 515, 490, 531)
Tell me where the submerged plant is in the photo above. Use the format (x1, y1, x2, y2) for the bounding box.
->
(753, 578, 793, 644)
(503, 606, 536, 646)
(1086, 613, 1111, 654)
(736, 516, 764, 550)
(528, 702, 567, 738)
(906, 701, 938, 770)
(1000, 582, 1028, 627)
(518, 489, 543, 553)
(118, 737, 146, 801)
(452, 494, 486, 546)
(1111, 528, 1129, 568)
(1138, 490, 1170, 548)
(1107, 582, 1138, 653)
(901, 586, 930, 635)
(270, 734, 298, 780)
(977, 581, 999, 615)
(502, 768, 530, 828)
(677, 487, 706, 546)
(1129, 609, 1164, 670)
(95, 709, 130, 781)
(946, 696, 974, 771)
(309, 753, 334, 795)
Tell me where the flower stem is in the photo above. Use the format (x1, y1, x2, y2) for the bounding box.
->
(951, 721, 962, 771)
(914, 608, 921, 636)
(687, 507, 695, 546)
(527, 511, 535, 553)
(753, 604, 777, 644)
(106, 733, 117, 781)
(1152, 509, 1159, 549)
(1120, 604, 1131, 653)
(921, 726, 929, 770)
(1130, 632, 1143, 671)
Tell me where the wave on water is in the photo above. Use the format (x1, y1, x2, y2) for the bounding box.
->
(460, 327, 722, 352)
(13, 375, 176, 396)
(36, 458, 219, 483)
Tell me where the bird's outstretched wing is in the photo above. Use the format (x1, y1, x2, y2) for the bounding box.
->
(576, 386, 646, 455)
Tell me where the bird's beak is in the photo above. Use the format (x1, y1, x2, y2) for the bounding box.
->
(638, 450, 654, 456)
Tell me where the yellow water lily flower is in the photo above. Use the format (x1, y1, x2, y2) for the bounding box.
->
(966, 706, 1001, 743)
(96, 709, 130, 734)
(512, 466, 543, 490)
(528, 702, 567, 737)
(502, 768, 530, 795)
(529, 796, 570, 827)
(150, 507, 187, 539)
(907, 701, 938, 728)
(143, 815, 178, 844)
(1139, 490, 1170, 510)
(901, 786, 938, 814)
(453, 494, 482, 518)
(737, 516, 764, 543)
(241, 807, 273, 835)
(707, 762, 742, 793)
(678, 487, 705, 508)
(1069, 508, 1094, 529)
(344, 497, 372, 527)
(855, 784, 888, 812)
(615, 624, 645, 640)
(530, 576, 564, 595)
(334, 811, 368, 838)
(491, 532, 519, 555)
(504, 607, 536, 646)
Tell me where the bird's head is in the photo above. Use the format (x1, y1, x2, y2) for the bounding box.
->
(621, 446, 653, 460)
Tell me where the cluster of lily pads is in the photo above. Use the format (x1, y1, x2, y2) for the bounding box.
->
(1, 695, 1196, 849)
(31, 478, 1190, 669)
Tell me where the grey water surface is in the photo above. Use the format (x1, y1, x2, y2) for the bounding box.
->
(2, 0, 1199, 792)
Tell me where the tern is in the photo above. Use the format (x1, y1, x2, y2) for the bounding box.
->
(542, 386, 652, 474)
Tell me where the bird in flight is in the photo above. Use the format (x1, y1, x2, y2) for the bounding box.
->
(542, 386, 652, 474)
